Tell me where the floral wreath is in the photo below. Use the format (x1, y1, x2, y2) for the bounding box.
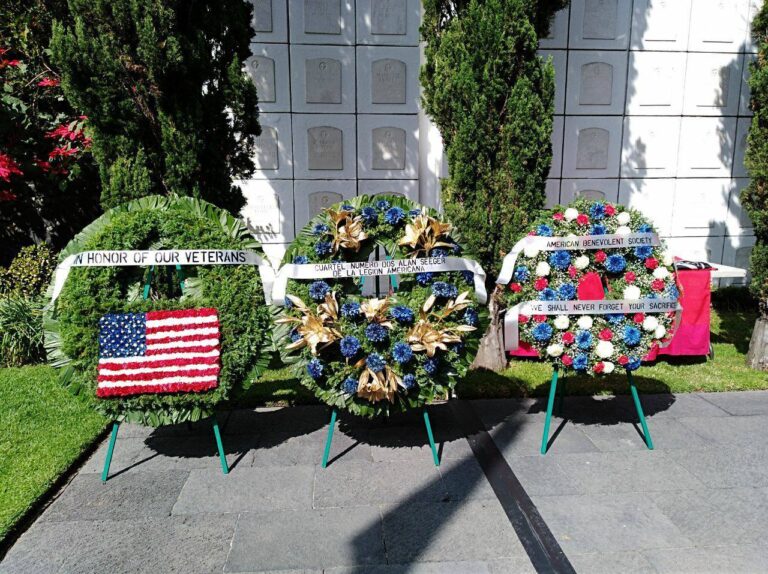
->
(500, 199, 679, 375)
(274, 194, 487, 418)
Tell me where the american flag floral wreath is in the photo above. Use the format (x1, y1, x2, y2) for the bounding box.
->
(272, 195, 488, 418)
(497, 199, 681, 375)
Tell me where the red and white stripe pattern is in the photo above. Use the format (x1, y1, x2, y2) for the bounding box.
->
(97, 308, 220, 398)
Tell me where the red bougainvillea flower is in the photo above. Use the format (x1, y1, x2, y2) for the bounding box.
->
(593, 362, 605, 374)
(604, 204, 616, 216)
(598, 328, 613, 341)
(553, 212, 565, 221)
(519, 314, 529, 324)
(633, 313, 645, 323)
(618, 355, 629, 366)
(561, 354, 574, 366)
(49, 146, 79, 159)
(534, 314, 547, 323)
(0, 153, 23, 182)
(595, 250, 607, 263)
(37, 77, 60, 87)
(534, 277, 548, 291)
(509, 282, 522, 292)
(568, 265, 578, 279)
(624, 271, 636, 283)
(0, 190, 18, 201)
(576, 214, 589, 226)
(645, 257, 659, 270)
(651, 279, 665, 291)
(562, 332, 575, 345)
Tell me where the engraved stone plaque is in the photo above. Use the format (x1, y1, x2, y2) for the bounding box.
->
(582, 0, 617, 40)
(245, 192, 281, 236)
(247, 56, 276, 103)
(710, 65, 731, 107)
(371, 0, 407, 35)
(372, 127, 406, 170)
(305, 58, 342, 104)
(577, 189, 606, 201)
(309, 191, 343, 217)
(254, 127, 280, 170)
(304, 0, 341, 34)
(579, 62, 613, 105)
(308, 126, 343, 170)
(252, 0, 274, 32)
(371, 59, 406, 104)
(576, 128, 609, 170)
(736, 247, 751, 271)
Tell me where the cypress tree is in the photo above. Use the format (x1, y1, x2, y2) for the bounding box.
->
(421, 0, 567, 369)
(50, 0, 260, 214)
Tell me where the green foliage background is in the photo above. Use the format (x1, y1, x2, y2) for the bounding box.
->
(44, 196, 272, 426)
(50, 0, 261, 214)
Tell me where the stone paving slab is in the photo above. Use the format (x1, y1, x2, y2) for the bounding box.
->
(252, 428, 372, 467)
(437, 456, 497, 501)
(567, 551, 657, 574)
(641, 544, 768, 573)
(575, 417, 713, 452)
(697, 390, 768, 416)
(671, 444, 768, 488)
(677, 414, 768, 446)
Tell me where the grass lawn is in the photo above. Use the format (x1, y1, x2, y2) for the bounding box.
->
(0, 366, 106, 543)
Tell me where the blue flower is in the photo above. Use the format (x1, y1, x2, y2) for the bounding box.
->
(590, 224, 606, 236)
(307, 358, 324, 379)
(309, 280, 331, 301)
(424, 357, 439, 375)
(361, 206, 378, 224)
(342, 203, 355, 211)
(514, 265, 530, 282)
(430, 247, 448, 257)
(461, 271, 474, 284)
(549, 250, 571, 270)
(576, 330, 593, 350)
(532, 322, 553, 342)
(626, 356, 642, 371)
(392, 342, 413, 364)
(634, 245, 653, 259)
(416, 272, 434, 285)
(536, 224, 553, 237)
(666, 285, 680, 299)
(409, 209, 421, 217)
(623, 325, 641, 346)
(293, 255, 309, 264)
(315, 241, 332, 256)
(540, 288, 557, 301)
(605, 254, 627, 273)
(341, 301, 361, 318)
(638, 223, 652, 232)
(376, 199, 391, 211)
(312, 223, 329, 236)
(289, 329, 301, 342)
(573, 354, 589, 371)
(432, 281, 459, 299)
(342, 378, 358, 394)
(385, 206, 405, 225)
(365, 323, 388, 343)
(558, 283, 577, 300)
(390, 306, 415, 324)
(340, 336, 361, 358)
(589, 202, 606, 220)
(366, 353, 386, 372)
(464, 307, 479, 326)
(402, 374, 417, 389)
(284, 297, 293, 310)
(606, 314, 625, 325)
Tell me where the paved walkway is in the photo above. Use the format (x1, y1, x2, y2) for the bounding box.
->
(3, 391, 768, 573)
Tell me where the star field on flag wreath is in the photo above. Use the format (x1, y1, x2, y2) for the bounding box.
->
(496, 199, 680, 375)
(272, 195, 488, 418)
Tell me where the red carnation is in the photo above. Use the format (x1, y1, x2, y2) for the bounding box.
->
(598, 329, 613, 341)
(561, 354, 574, 366)
(605, 204, 616, 216)
(651, 279, 665, 291)
(593, 362, 605, 374)
(618, 355, 629, 366)
(528, 231, 536, 236)
(633, 313, 645, 323)
(568, 265, 578, 279)
(37, 77, 60, 87)
(534, 314, 547, 323)
(576, 214, 589, 226)
(562, 332, 575, 345)
(595, 250, 607, 263)
(645, 257, 659, 270)
(624, 271, 636, 283)
(0, 153, 23, 182)
(519, 314, 529, 324)
(553, 212, 564, 221)
(534, 278, 548, 291)
(509, 282, 522, 293)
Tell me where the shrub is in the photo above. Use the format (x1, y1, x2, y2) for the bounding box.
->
(0, 296, 45, 367)
(1, 244, 56, 298)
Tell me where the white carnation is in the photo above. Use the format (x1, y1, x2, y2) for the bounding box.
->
(554, 315, 570, 330)
(524, 244, 540, 258)
(564, 208, 579, 222)
(535, 261, 551, 276)
(577, 315, 593, 329)
(617, 212, 631, 225)
(616, 225, 631, 235)
(642, 316, 659, 332)
(623, 285, 641, 300)
(654, 325, 667, 339)
(662, 251, 674, 267)
(546, 344, 564, 357)
(653, 267, 670, 280)
(596, 340, 614, 359)
(574, 255, 590, 270)
(603, 361, 615, 374)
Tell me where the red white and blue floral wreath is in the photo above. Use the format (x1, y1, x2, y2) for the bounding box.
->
(497, 199, 680, 375)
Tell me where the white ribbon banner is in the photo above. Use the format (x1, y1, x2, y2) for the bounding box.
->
(504, 298, 682, 351)
(272, 256, 487, 305)
(496, 232, 660, 285)
(49, 250, 276, 304)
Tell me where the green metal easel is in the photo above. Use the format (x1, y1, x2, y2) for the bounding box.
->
(539, 364, 654, 455)
(101, 263, 229, 482)
(321, 250, 439, 468)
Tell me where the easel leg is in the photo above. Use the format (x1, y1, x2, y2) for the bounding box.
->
(212, 417, 229, 474)
(556, 373, 566, 417)
(540, 366, 559, 455)
(627, 370, 654, 450)
(423, 408, 440, 467)
(321, 409, 338, 469)
(101, 422, 120, 483)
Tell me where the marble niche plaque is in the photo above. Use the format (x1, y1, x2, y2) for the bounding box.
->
(576, 128, 610, 170)
(251, 0, 288, 43)
(254, 127, 280, 170)
(306, 58, 342, 104)
(579, 62, 613, 105)
(290, 0, 355, 44)
(238, 179, 294, 243)
(562, 115, 622, 176)
(566, 51, 626, 115)
(294, 180, 356, 229)
(253, 0, 273, 32)
(247, 45, 290, 112)
(251, 113, 293, 179)
(570, 0, 631, 49)
(247, 56, 276, 103)
(309, 191, 343, 214)
(357, 47, 418, 113)
(583, 0, 617, 40)
(371, 0, 406, 34)
(372, 59, 406, 104)
(308, 126, 344, 170)
(356, 0, 420, 45)
(371, 127, 406, 170)
(305, 0, 341, 34)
